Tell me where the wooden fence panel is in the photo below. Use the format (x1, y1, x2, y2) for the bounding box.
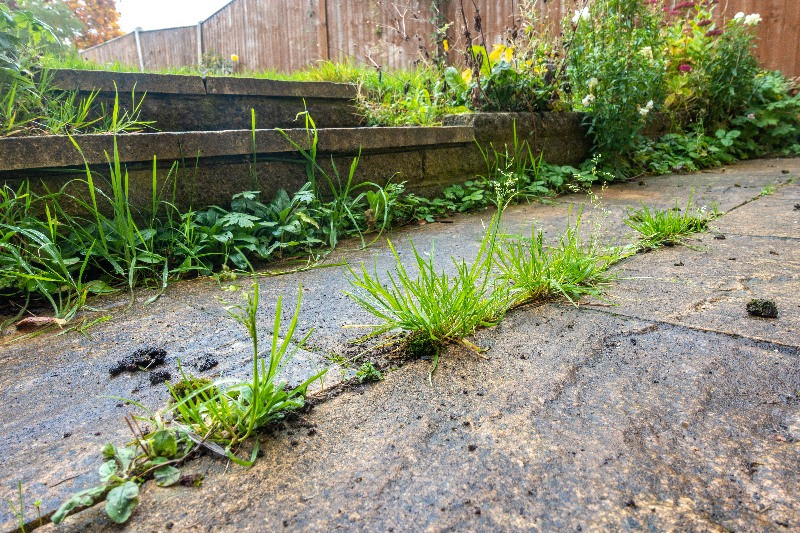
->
(138, 27, 197, 71)
(81, 33, 139, 67)
(79, 0, 800, 76)
(200, 0, 323, 72)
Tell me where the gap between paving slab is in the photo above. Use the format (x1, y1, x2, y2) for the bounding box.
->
(1, 158, 798, 531)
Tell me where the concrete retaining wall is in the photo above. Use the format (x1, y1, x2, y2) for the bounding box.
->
(4, 70, 595, 214)
(1, 111, 593, 215)
(49, 69, 362, 131)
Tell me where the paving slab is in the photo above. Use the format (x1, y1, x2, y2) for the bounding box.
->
(1, 158, 799, 531)
(49, 307, 800, 532)
(584, 182, 800, 346)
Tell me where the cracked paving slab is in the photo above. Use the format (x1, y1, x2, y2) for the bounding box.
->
(584, 180, 800, 346)
(1, 158, 799, 530)
(49, 307, 800, 531)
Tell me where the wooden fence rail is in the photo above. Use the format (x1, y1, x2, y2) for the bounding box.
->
(80, 0, 800, 77)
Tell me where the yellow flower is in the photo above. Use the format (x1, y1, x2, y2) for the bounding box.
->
(443, 39, 449, 52)
(461, 68, 472, 84)
(231, 54, 239, 62)
(488, 44, 513, 65)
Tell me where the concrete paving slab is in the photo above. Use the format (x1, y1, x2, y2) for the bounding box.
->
(2, 158, 799, 530)
(584, 184, 800, 347)
(717, 180, 800, 239)
(49, 307, 800, 531)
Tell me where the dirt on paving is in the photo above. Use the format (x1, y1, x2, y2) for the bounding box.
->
(2, 158, 799, 532)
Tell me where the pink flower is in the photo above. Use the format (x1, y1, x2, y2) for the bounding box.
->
(705, 29, 723, 37)
(679, 64, 692, 72)
(697, 19, 712, 27)
(674, 1, 696, 9)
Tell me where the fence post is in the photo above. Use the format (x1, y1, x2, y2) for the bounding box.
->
(317, 0, 330, 61)
(196, 22, 203, 66)
(133, 27, 145, 71)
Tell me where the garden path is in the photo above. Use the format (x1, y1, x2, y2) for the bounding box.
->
(3, 158, 799, 531)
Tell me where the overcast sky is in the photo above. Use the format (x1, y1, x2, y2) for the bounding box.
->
(116, 0, 232, 32)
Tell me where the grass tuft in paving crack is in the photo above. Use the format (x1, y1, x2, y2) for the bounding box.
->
(746, 299, 778, 319)
(624, 194, 719, 250)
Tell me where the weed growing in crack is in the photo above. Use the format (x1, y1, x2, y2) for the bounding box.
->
(624, 195, 719, 249)
(356, 361, 383, 383)
(53, 282, 323, 525)
(760, 183, 777, 196)
(170, 281, 325, 465)
(345, 185, 515, 383)
(496, 213, 621, 306)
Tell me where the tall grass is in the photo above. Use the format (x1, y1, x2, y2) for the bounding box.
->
(346, 202, 510, 381)
(167, 282, 324, 464)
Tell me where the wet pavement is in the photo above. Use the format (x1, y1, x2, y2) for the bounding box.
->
(1, 158, 799, 531)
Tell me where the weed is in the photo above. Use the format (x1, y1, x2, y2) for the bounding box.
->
(760, 184, 777, 196)
(356, 361, 383, 383)
(624, 196, 719, 249)
(54, 283, 324, 525)
(496, 213, 620, 305)
(345, 208, 510, 383)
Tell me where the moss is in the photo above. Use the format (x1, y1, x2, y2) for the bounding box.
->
(170, 376, 217, 403)
(405, 333, 439, 359)
(746, 299, 778, 318)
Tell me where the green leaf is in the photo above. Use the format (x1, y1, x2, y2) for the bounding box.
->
(154, 465, 181, 487)
(52, 486, 107, 524)
(98, 460, 118, 483)
(152, 429, 178, 458)
(105, 481, 139, 524)
(116, 446, 137, 471)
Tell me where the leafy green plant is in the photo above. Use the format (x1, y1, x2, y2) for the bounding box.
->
(165, 283, 324, 464)
(568, 0, 666, 160)
(53, 283, 323, 525)
(496, 213, 620, 305)
(728, 71, 800, 157)
(52, 422, 195, 525)
(662, 1, 760, 126)
(356, 361, 383, 383)
(624, 196, 719, 249)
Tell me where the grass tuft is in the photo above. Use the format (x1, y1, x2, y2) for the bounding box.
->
(624, 196, 719, 249)
(345, 212, 510, 382)
(496, 213, 621, 305)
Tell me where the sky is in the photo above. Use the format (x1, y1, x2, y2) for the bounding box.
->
(116, 0, 232, 33)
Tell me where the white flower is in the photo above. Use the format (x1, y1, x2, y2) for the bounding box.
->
(733, 12, 745, 22)
(744, 13, 762, 26)
(640, 46, 653, 61)
(572, 7, 590, 24)
(747, 113, 756, 120)
(582, 94, 595, 107)
(588, 77, 599, 91)
(638, 100, 654, 116)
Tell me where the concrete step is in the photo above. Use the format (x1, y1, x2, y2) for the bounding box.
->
(50, 69, 363, 131)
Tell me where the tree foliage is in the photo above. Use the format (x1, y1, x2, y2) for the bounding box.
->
(65, 0, 122, 48)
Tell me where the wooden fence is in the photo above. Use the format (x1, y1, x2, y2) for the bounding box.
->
(81, 0, 800, 77)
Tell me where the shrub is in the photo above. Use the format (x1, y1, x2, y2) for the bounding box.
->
(567, 0, 666, 160)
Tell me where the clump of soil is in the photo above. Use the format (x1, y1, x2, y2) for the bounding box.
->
(194, 354, 219, 372)
(150, 369, 172, 385)
(746, 299, 778, 318)
(109, 347, 167, 376)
